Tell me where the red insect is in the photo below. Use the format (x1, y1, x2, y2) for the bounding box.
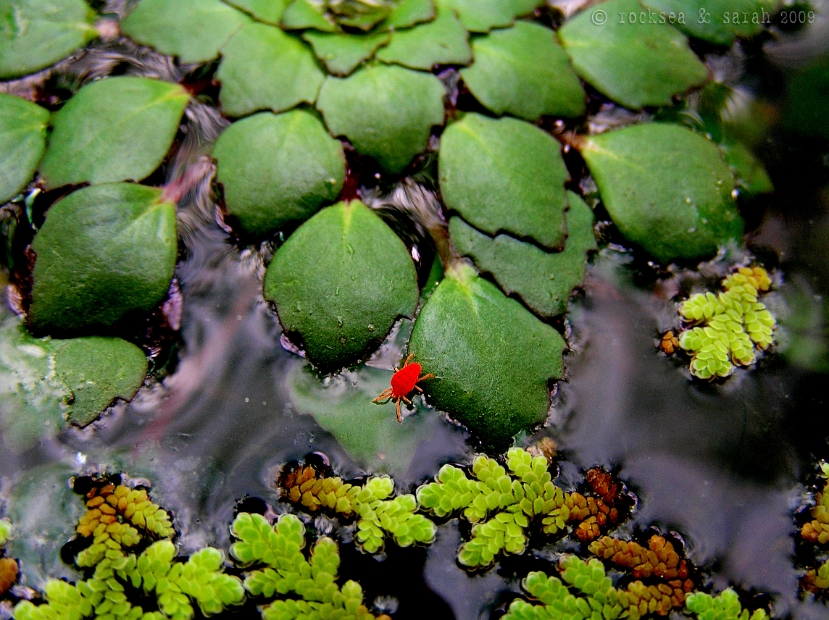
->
(373, 354, 434, 423)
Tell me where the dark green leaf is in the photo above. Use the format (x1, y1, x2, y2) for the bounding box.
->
(449, 191, 597, 318)
(39, 77, 189, 189)
(54, 336, 147, 427)
(213, 110, 345, 237)
(316, 65, 445, 173)
(281, 0, 337, 30)
(640, 0, 780, 44)
(435, 0, 543, 32)
(376, 7, 471, 70)
(438, 113, 569, 249)
(29, 183, 177, 333)
(408, 265, 565, 446)
(122, 0, 251, 64)
(719, 139, 773, 197)
(557, 0, 709, 109)
(264, 200, 419, 369)
(784, 60, 829, 142)
(461, 22, 585, 120)
(382, 0, 435, 29)
(217, 23, 325, 116)
(303, 31, 390, 76)
(0, 94, 49, 203)
(580, 122, 743, 263)
(0, 0, 97, 79)
(224, 0, 290, 24)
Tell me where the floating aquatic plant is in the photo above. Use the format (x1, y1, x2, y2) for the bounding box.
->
(685, 589, 769, 620)
(279, 463, 436, 553)
(798, 462, 829, 597)
(0, 518, 18, 598)
(676, 266, 776, 379)
(416, 448, 628, 567)
(229, 512, 389, 620)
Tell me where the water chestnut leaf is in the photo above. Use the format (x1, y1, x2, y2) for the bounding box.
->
(217, 22, 326, 116)
(317, 64, 445, 173)
(439, 113, 569, 250)
(558, 0, 709, 109)
(435, 0, 543, 32)
(408, 265, 566, 446)
(224, 0, 290, 24)
(580, 122, 743, 263)
(29, 183, 177, 334)
(281, 0, 337, 30)
(303, 30, 390, 76)
(461, 22, 585, 120)
(0, 0, 97, 79)
(264, 200, 419, 370)
(39, 77, 189, 189)
(376, 7, 470, 70)
(382, 0, 435, 29)
(640, 0, 780, 45)
(450, 191, 597, 319)
(122, 0, 252, 64)
(213, 110, 345, 237)
(0, 94, 49, 204)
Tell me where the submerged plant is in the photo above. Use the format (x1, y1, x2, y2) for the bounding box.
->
(676, 266, 776, 379)
(279, 463, 436, 552)
(416, 447, 628, 567)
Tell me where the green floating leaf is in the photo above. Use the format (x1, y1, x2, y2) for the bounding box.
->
(435, 0, 543, 32)
(217, 22, 325, 117)
(39, 77, 189, 189)
(0, 94, 49, 203)
(55, 337, 147, 426)
(382, 0, 435, 29)
(719, 138, 773, 197)
(224, 0, 290, 24)
(558, 0, 709, 109)
(303, 30, 390, 76)
(317, 64, 445, 173)
(122, 0, 251, 64)
(640, 0, 780, 45)
(461, 22, 585, 120)
(29, 183, 177, 334)
(376, 7, 471, 70)
(408, 265, 565, 446)
(264, 200, 419, 369)
(281, 0, 337, 31)
(213, 110, 345, 237)
(0, 0, 97, 79)
(450, 191, 596, 319)
(580, 122, 743, 263)
(685, 589, 769, 620)
(439, 113, 568, 250)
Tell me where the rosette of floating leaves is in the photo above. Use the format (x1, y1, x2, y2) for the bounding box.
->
(685, 589, 768, 620)
(281, 464, 436, 552)
(678, 267, 776, 379)
(229, 512, 383, 620)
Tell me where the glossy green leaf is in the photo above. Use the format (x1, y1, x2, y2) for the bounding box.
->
(408, 265, 565, 446)
(0, 94, 49, 203)
(435, 0, 543, 32)
(286, 357, 438, 477)
(213, 110, 345, 237)
(640, 0, 780, 44)
(719, 139, 773, 197)
(580, 122, 743, 263)
(0, 0, 97, 79)
(54, 337, 147, 426)
(224, 0, 289, 24)
(439, 113, 568, 249)
(382, 0, 435, 29)
(303, 31, 390, 76)
(376, 7, 471, 70)
(337, 4, 391, 30)
(281, 0, 336, 30)
(557, 0, 709, 109)
(450, 191, 597, 319)
(39, 77, 189, 189)
(217, 22, 325, 117)
(317, 65, 445, 173)
(122, 0, 251, 64)
(264, 201, 419, 369)
(29, 183, 177, 334)
(461, 22, 585, 120)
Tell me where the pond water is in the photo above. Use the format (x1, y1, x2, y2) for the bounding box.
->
(2, 3, 829, 620)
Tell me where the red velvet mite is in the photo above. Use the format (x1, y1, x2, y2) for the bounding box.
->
(372, 354, 434, 423)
